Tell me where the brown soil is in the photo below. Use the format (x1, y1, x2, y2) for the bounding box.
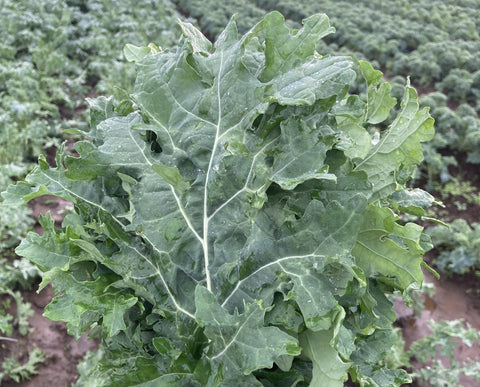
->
(396, 267, 480, 387)
(1, 285, 98, 387)
(398, 157, 480, 386)
(432, 153, 480, 225)
(29, 195, 73, 233)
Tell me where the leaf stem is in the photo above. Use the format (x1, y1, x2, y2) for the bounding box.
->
(203, 51, 225, 292)
(0, 337, 18, 342)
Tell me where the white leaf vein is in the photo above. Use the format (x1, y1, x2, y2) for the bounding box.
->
(40, 170, 195, 319)
(202, 51, 225, 292)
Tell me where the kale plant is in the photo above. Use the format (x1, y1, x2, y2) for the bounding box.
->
(4, 12, 435, 386)
(428, 219, 480, 275)
(0, 164, 34, 252)
(408, 319, 480, 386)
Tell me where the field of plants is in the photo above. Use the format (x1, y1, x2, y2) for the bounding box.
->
(0, 0, 479, 386)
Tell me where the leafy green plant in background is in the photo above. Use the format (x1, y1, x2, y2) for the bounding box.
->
(390, 283, 480, 386)
(0, 165, 34, 252)
(423, 99, 480, 167)
(387, 317, 480, 387)
(64, 0, 181, 98)
(0, 0, 81, 165)
(0, 0, 181, 167)
(441, 179, 480, 208)
(427, 219, 480, 275)
(407, 319, 480, 387)
(0, 165, 42, 385)
(5, 12, 436, 386)
(0, 288, 34, 338)
(0, 161, 41, 386)
(0, 233, 43, 384)
(0, 254, 44, 385)
(0, 347, 45, 384)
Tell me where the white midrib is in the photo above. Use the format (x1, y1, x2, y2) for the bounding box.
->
(221, 254, 318, 307)
(221, 198, 362, 307)
(209, 307, 256, 361)
(203, 51, 224, 292)
(207, 135, 279, 221)
(39, 170, 195, 319)
(128, 131, 204, 244)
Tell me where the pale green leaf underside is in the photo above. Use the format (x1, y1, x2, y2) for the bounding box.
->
(123, 44, 151, 63)
(299, 329, 351, 386)
(353, 205, 425, 289)
(355, 82, 434, 201)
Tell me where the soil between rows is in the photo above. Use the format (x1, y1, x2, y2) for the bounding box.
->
(2, 285, 98, 387)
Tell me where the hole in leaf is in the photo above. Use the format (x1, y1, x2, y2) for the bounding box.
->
(265, 156, 274, 167)
(145, 130, 162, 153)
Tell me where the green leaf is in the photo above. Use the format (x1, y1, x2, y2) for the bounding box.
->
(334, 95, 372, 159)
(355, 81, 434, 200)
(251, 12, 336, 83)
(16, 213, 71, 274)
(389, 188, 436, 217)
(179, 20, 213, 54)
(299, 329, 351, 386)
(151, 164, 190, 193)
(0, 348, 44, 384)
(254, 363, 307, 387)
(350, 329, 412, 386)
(265, 294, 304, 334)
(75, 347, 194, 387)
(44, 268, 137, 338)
(366, 82, 397, 124)
(359, 61, 383, 87)
(123, 44, 152, 63)
(195, 286, 300, 377)
(352, 205, 425, 290)
(359, 61, 397, 126)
